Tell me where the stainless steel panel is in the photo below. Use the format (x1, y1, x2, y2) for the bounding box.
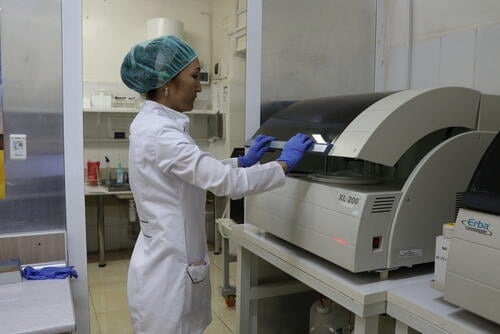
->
(0, 0, 65, 233)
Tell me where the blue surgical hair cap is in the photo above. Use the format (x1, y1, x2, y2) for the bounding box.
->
(120, 35, 198, 94)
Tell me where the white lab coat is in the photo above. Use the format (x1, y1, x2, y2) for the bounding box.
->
(127, 100, 286, 334)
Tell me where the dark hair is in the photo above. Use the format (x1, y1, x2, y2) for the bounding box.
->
(144, 74, 180, 101)
(145, 89, 158, 101)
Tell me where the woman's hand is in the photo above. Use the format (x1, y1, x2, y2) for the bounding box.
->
(238, 134, 276, 167)
(276, 133, 313, 172)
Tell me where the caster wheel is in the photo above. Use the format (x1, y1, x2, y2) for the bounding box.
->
(224, 295, 236, 308)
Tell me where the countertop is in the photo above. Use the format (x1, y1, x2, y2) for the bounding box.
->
(387, 280, 500, 334)
(0, 279, 75, 334)
(231, 223, 434, 316)
(84, 185, 133, 199)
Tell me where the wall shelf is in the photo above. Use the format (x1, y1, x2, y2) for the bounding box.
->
(185, 109, 218, 115)
(84, 138, 129, 143)
(234, 28, 247, 56)
(83, 107, 138, 113)
(84, 108, 216, 115)
(186, 110, 224, 140)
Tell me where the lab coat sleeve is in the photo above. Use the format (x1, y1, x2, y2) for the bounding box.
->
(221, 158, 238, 167)
(155, 128, 285, 198)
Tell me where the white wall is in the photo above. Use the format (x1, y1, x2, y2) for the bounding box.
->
(246, 0, 377, 138)
(83, 0, 211, 83)
(383, 0, 500, 93)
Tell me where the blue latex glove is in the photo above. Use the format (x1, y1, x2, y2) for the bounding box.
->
(276, 133, 313, 172)
(239, 134, 276, 167)
(22, 266, 78, 280)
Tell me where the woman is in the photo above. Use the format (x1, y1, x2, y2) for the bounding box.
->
(121, 35, 312, 334)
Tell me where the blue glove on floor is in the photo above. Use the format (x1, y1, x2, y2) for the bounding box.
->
(239, 134, 276, 167)
(276, 133, 313, 172)
(22, 266, 78, 280)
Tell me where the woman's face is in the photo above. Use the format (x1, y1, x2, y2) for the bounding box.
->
(167, 58, 202, 112)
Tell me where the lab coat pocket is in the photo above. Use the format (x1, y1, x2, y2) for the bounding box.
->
(182, 261, 211, 316)
(186, 262, 209, 284)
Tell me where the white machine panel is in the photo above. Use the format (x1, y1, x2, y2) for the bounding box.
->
(387, 131, 495, 269)
(444, 208, 500, 325)
(332, 87, 480, 166)
(246, 177, 402, 272)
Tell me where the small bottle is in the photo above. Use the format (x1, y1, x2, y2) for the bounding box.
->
(105, 156, 111, 186)
(116, 163, 125, 184)
(433, 222, 455, 291)
(87, 161, 100, 186)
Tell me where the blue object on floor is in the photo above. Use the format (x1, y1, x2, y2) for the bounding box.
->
(22, 266, 78, 280)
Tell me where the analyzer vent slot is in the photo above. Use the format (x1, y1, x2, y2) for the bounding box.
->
(371, 196, 396, 213)
(455, 192, 464, 219)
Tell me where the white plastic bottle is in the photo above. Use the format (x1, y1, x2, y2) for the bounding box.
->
(433, 222, 455, 291)
(116, 163, 125, 184)
(309, 297, 351, 334)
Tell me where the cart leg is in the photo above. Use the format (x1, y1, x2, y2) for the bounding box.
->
(236, 247, 259, 334)
(97, 195, 106, 267)
(221, 232, 236, 307)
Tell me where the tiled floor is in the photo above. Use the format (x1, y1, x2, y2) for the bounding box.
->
(87, 246, 237, 334)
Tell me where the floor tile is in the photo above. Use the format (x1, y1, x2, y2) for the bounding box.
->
(89, 300, 101, 334)
(118, 248, 133, 260)
(210, 264, 223, 291)
(211, 292, 236, 320)
(92, 290, 129, 314)
(220, 313, 236, 333)
(87, 247, 236, 333)
(87, 251, 125, 263)
(213, 252, 223, 270)
(204, 316, 232, 334)
(87, 260, 128, 285)
(96, 309, 134, 334)
(89, 279, 127, 295)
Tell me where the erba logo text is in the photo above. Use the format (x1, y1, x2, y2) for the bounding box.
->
(461, 218, 493, 236)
